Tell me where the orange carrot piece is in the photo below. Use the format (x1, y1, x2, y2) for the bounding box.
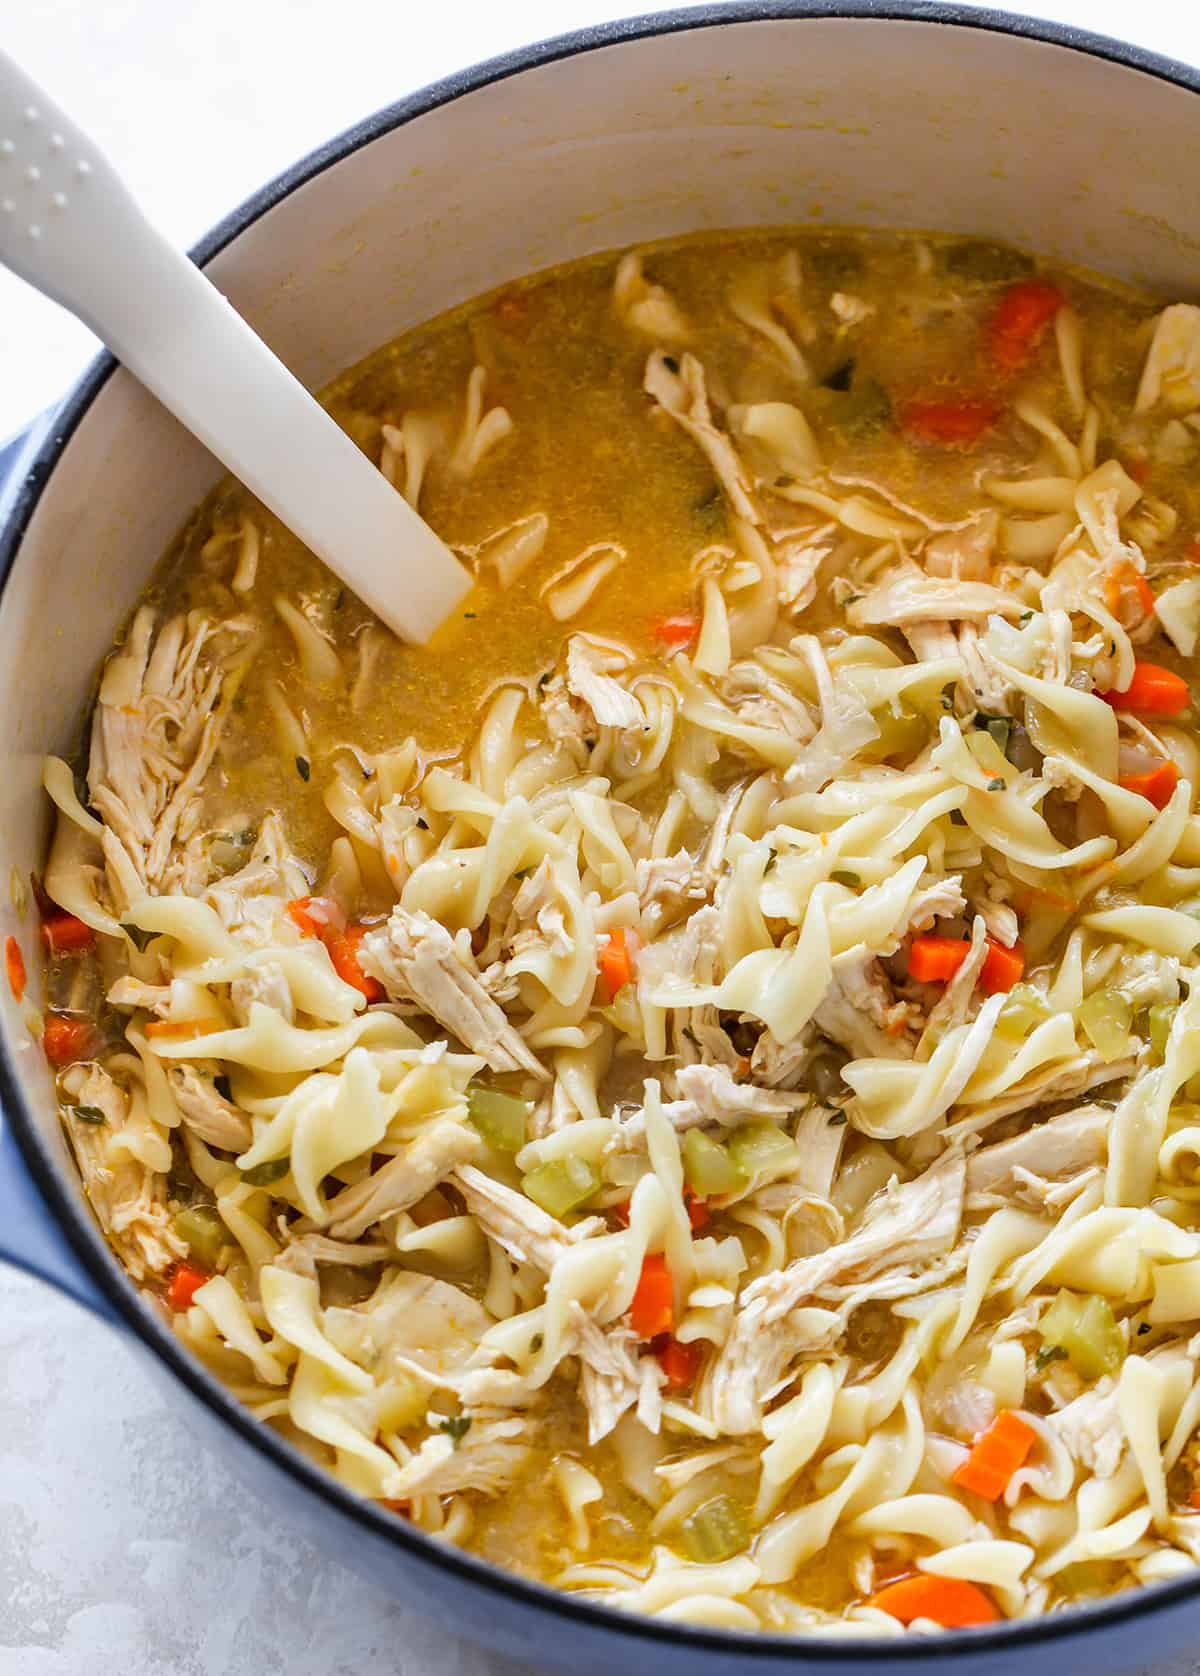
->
(42, 912, 96, 954)
(286, 895, 343, 939)
(1189, 1486, 1200, 1511)
(1100, 661, 1190, 717)
(326, 924, 385, 1003)
(870, 1574, 1000, 1628)
(42, 1014, 97, 1066)
(899, 396, 1001, 447)
(630, 1253, 674, 1340)
(143, 1018, 223, 1041)
(166, 1263, 211, 1312)
(685, 1190, 711, 1232)
(597, 927, 637, 1003)
(979, 939, 1025, 995)
(656, 1335, 703, 1390)
(5, 936, 25, 1002)
(1120, 757, 1180, 810)
(653, 613, 700, 653)
(907, 935, 971, 984)
(952, 1410, 1038, 1501)
(379, 1498, 412, 1516)
(987, 279, 1066, 375)
(1103, 560, 1156, 628)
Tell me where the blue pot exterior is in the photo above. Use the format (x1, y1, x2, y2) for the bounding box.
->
(7, 7, 1200, 1669)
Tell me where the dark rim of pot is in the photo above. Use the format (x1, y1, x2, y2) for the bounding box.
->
(4, 0, 1200, 1658)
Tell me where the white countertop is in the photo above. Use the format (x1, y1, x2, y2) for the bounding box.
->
(5, 2, 1200, 1670)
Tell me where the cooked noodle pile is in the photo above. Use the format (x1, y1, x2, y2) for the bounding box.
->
(34, 233, 1200, 1632)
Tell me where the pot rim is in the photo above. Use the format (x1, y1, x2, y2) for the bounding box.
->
(5, 1, 1200, 1656)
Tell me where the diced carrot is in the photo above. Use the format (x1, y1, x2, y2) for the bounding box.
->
(42, 912, 96, 954)
(979, 939, 1025, 995)
(685, 1190, 710, 1232)
(1100, 661, 1191, 717)
(5, 936, 25, 1002)
(630, 1253, 674, 1340)
(986, 279, 1066, 375)
(326, 924, 385, 1003)
(952, 1409, 1038, 1501)
(1103, 559, 1156, 628)
(166, 1262, 211, 1312)
(610, 1199, 632, 1229)
(654, 613, 700, 653)
(1189, 1486, 1200, 1511)
(907, 935, 971, 984)
(656, 1334, 703, 1389)
(899, 396, 1001, 448)
(42, 1014, 97, 1066)
(143, 1018, 223, 1041)
(870, 1574, 1000, 1628)
(1126, 457, 1150, 486)
(1119, 755, 1180, 810)
(286, 895, 343, 939)
(379, 1498, 412, 1516)
(597, 927, 638, 1004)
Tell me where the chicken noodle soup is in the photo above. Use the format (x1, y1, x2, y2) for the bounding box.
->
(35, 229, 1200, 1632)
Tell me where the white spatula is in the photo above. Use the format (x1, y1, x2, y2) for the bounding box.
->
(0, 49, 472, 643)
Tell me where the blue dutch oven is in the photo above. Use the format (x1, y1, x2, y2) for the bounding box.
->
(3, 6, 1200, 1669)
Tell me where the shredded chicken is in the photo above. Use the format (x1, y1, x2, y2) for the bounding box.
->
(453, 1163, 605, 1270)
(703, 1153, 965, 1432)
(327, 1119, 482, 1240)
(644, 349, 761, 524)
(168, 1065, 252, 1153)
(965, 1105, 1110, 1204)
(362, 907, 548, 1079)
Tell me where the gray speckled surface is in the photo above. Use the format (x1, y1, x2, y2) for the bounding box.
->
(6, 2, 1200, 1671)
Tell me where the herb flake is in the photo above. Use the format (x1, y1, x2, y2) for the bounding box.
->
(122, 923, 155, 952)
(1034, 1344, 1068, 1373)
(988, 776, 1006, 791)
(827, 1111, 848, 1127)
(295, 756, 311, 783)
(438, 1414, 472, 1448)
(71, 1104, 107, 1126)
(240, 1158, 290, 1187)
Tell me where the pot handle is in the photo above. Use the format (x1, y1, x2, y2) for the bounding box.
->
(0, 1116, 119, 1321)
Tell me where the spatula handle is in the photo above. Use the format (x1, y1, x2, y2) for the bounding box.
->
(0, 49, 471, 643)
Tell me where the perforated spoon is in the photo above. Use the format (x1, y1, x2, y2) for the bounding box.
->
(0, 49, 472, 643)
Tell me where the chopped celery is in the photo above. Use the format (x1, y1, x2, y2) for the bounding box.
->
(468, 1086, 529, 1153)
(680, 1494, 750, 1563)
(682, 1129, 747, 1197)
(1078, 992, 1134, 1063)
(522, 1156, 600, 1219)
(1039, 1289, 1125, 1380)
(171, 1204, 226, 1267)
(995, 983, 1052, 1041)
(727, 1123, 797, 1180)
(240, 1157, 290, 1187)
(1148, 1003, 1175, 1061)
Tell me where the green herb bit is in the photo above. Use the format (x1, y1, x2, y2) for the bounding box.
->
(830, 870, 859, 888)
(467, 1085, 529, 1153)
(680, 1494, 750, 1564)
(1019, 610, 1034, 626)
(172, 1204, 226, 1267)
(987, 776, 1006, 792)
(1033, 1343, 1068, 1373)
(1039, 1289, 1124, 1380)
(437, 1414, 472, 1449)
(71, 1104, 107, 1125)
(121, 923, 155, 953)
(295, 756, 311, 782)
(682, 1129, 747, 1197)
(522, 1156, 600, 1220)
(240, 1157, 290, 1187)
(827, 1111, 848, 1127)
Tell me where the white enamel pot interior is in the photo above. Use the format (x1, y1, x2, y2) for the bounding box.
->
(5, 6, 1200, 1671)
